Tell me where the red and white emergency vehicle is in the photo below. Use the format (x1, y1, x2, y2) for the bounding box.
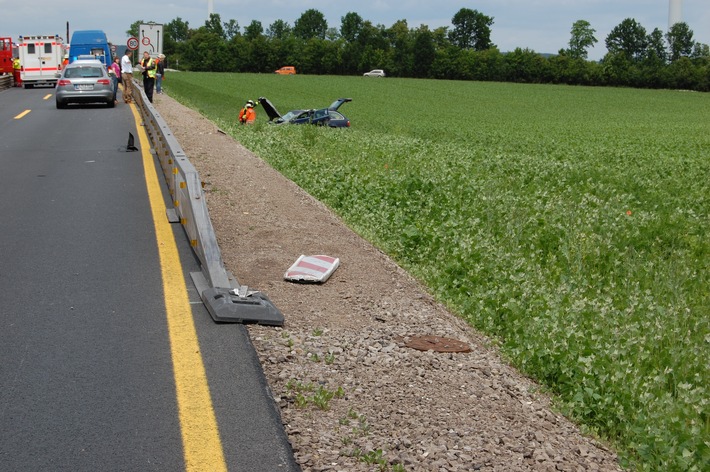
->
(0, 37, 13, 75)
(18, 34, 65, 88)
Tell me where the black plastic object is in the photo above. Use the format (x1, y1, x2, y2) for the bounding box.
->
(126, 132, 138, 151)
(201, 287, 284, 326)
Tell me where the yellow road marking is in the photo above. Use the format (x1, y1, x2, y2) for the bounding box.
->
(129, 104, 227, 472)
(43, 94, 52, 100)
(14, 110, 31, 119)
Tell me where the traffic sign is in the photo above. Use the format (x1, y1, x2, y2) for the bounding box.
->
(127, 37, 139, 50)
(138, 23, 163, 57)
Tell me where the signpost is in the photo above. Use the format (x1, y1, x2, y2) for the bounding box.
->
(138, 23, 163, 58)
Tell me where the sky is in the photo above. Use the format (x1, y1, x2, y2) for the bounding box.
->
(1, 1, 708, 61)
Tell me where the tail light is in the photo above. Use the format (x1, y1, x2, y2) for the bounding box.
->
(97, 78, 110, 85)
(57, 79, 71, 86)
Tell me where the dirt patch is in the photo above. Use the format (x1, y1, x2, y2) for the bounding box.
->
(154, 93, 621, 472)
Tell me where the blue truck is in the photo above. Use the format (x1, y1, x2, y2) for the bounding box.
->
(68, 30, 112, 65)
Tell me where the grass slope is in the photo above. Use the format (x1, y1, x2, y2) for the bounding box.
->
(166, 72, 709, 471)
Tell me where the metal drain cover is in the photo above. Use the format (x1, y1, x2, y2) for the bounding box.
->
(404, 335, 471, 353)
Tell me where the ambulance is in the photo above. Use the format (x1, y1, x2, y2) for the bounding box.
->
(17, 34, 65, 88)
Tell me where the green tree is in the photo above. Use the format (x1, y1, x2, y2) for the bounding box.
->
(640, 28, 667, 87)
(605, 18, 647, 61)
(505, 48, 548, 83)
(223, 20, 240, 41)
(601, 51, 639, 86)
(567, 20, 597, 60)
(299, 37, 328, 74)
(432, 27, 449, 49)
(413, 25, 436, 78)
(387, 19, 413, 76)
(204, 13, 225, 40)
(325, 28, 339, 41)
(245, 35, 273, 73)
(226, 35, 249, 72)
(645, 27, 667, 62)
(472, 48, 505, 80)
(666, 22, 694, 61)
(665, 56, 702, 89)
(165, 17, 190, 42)
(294, 9, 328, 40)
(340, 12, 363, 43)
(449, 8, 494, 51)
(430, 44, 461, 79)
(181, 28, 228, 71)
(244, 20, 264, 41)
(548, 54, 601, 85)
(691, 42, 710, 59)
(266, 20, 292, 40)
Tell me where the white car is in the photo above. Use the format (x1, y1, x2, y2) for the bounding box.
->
(363, 69, 386, 78)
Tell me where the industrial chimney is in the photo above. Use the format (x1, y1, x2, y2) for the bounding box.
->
(669, 0, 682, 29)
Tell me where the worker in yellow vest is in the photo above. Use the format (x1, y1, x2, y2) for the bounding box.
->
(12, 57, 21, 87)
(139, 51, 156, 102)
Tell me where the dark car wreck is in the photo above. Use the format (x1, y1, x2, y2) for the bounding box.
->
(258, 97, 352, 127)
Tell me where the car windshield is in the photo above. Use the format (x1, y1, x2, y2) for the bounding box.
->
(281, 110, 305, 122)
(65, 67, 103, 79)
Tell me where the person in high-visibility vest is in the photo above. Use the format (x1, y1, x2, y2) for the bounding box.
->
(238, 100, 257, 124)
(12, 57, 21, 87)
(139, 51, 156, 103)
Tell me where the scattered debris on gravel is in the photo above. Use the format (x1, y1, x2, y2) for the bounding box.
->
(154, 93, 622, 472)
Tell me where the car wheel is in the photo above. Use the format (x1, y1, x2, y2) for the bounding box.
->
(107, 99, 115, 108)
(56, 100, 66, 109)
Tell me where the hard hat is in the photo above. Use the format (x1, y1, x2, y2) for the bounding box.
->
(246, 100, 255, 108)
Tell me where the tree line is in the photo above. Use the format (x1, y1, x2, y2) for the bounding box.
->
(128, 8, 710, 91)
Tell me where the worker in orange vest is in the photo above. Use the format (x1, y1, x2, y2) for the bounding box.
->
(238, 100, 257, 124)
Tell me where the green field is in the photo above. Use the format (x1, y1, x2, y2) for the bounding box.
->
(166, 73, 709, 471)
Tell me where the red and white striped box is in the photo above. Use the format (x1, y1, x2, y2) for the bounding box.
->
(284, 255, 340, 283)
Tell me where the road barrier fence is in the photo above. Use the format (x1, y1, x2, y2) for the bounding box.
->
(132, 81, 284, 326)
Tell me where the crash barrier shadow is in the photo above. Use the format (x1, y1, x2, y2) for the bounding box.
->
(0, 75, 12, 90)
(131, 82, 284, 326)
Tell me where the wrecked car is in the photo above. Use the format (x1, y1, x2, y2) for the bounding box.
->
(258, 97, 352, 128)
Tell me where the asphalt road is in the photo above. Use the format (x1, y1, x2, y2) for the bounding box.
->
(0, 86, 299, 472)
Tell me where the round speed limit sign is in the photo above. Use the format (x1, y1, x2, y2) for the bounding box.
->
(126, 37, 139, 50)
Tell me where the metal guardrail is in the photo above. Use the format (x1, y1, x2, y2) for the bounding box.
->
(0, 74, 12, 90)
(132, 82, 284, 326)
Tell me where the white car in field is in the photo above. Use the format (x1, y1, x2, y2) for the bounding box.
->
(363, 69, 386, 77)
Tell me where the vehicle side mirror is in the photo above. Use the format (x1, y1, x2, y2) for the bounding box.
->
(55, 72, 61, 78)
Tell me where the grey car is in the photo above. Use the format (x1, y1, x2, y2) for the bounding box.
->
(363, 69, 386, 77)
(55, 60, 114, 109)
